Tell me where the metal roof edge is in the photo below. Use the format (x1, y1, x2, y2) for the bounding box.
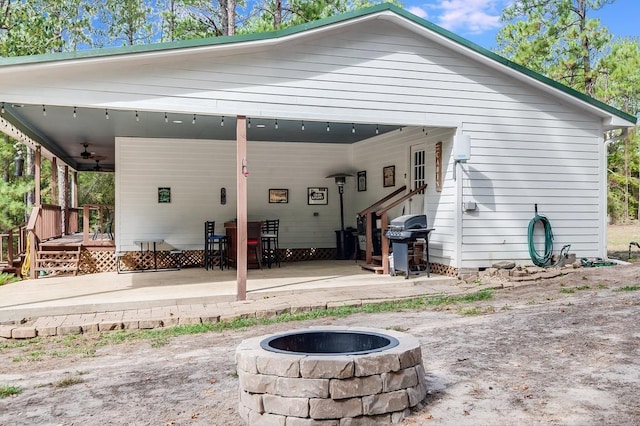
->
(0, 3, 634, 125)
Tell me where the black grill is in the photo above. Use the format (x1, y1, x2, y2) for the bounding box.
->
(385, 214, 433, 278)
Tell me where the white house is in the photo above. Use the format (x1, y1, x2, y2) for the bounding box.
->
(0, 4, 635, 279)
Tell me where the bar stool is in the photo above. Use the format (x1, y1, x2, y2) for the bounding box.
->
(261, 219, 280, 268)
(204, 221, 227, 270)
(247, 237, 262, 269)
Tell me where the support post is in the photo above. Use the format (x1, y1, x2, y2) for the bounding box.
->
(236, 115, 248, 301)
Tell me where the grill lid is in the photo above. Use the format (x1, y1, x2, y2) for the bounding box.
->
(388, 214, 427, 231)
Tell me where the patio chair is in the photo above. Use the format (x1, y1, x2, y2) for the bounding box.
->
(204, 221, 227, 270)
(261, 219, 280, 268)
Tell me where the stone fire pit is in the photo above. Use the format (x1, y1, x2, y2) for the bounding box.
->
(236, 326, 427, 424)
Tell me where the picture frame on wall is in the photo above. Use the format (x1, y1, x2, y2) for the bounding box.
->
(383, 165, 395, 187)
(269, 188, 289, 203)
(158, 187, 171, 203)
(307, 187, 328, 205)
(357, 170, 367, 192)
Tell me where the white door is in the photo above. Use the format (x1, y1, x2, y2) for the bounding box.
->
(409, 144, 426, 215)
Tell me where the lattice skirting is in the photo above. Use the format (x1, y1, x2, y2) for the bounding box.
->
(429, 262, 458, 277)
(79, 247, 339, 273)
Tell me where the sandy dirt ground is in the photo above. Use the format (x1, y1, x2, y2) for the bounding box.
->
(1, 263, 639, 425)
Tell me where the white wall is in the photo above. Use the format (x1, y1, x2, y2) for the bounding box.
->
(115, 137, 352, 251)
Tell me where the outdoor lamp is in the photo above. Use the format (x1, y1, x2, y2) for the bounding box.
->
(14, 146, 24, 177)
(326, 172, 354, 231)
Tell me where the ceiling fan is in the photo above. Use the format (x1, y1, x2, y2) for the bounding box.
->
(92, 156, 113, 172)
(79, 143, 95, 160)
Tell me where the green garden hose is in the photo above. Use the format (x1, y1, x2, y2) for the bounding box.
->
(528, 214, 554, 267)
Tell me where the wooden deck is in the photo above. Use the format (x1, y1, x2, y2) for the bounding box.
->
(40, 233, 115, 250)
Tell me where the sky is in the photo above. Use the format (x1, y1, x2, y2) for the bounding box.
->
(400, 0, 639, 50)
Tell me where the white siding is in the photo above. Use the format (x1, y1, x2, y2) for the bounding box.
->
(116, 137, 352, 251)
(4, 16, 613, 269)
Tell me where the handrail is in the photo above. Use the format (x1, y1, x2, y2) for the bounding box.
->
(376, 184, 428, 217)
(357, 186, 406, 217)
(358, 184, 428, 274)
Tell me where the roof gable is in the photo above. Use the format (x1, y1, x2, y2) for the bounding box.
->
(0, 3, 635, 126)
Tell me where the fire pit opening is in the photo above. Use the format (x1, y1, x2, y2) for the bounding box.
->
(261, 330, 399, 355)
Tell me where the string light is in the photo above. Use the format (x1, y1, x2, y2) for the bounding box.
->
(326, 122, 330, 132)
(135, 111, 139, 122)
(105, 109, 109, 120)
(221, 116, 224, 127)
(192, 114, 196, 125)
(165, 112, 168, 123)
(301, 121, 305, 131)
(376, 124, 379, 134)
(1, 102, 4, 114)
(352, 123, 356, 134)
(42, 105, 46, 116)
(248, 118, 251, 128)
(275, 119, 278, 129)
(73, 107, 77, 118)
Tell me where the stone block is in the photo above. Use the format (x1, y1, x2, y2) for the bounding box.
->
(492, 261, 515, 269)
(362, 390, 409, 416)
(122, 320, 139, 330)
(340, 414, 391, 425)
(0, 325, 15, 338)
(98, 321, 123, 331)
(81, 323, 99, 334)
(11, 327, 36, 339)
(391, 409, 411, 424)
(382, 368, 418, 392)
(309, 398, 362, 420)
(354, 353, 400, 377)
(138, 320, 163, 329)
(397, 346, 422, 370)
(239, 389, 264, 413)
(238, 372, 277, 394)
(248, 410, 286, 426)
(262, 394, 309, 417)
(301, 356, 354, 379)
(286, 418, 339, 426)
(200, 314, 220, 324)
(178, 316, 201, 325)
(275, 376, 329, 398)
(36, 325, 58, 337)
(256, 351, 302, 377)
(57, 325, 82, 336)
(329, 375, 382, 399)
(236, 349, 260, 374)
(162, 317, 180, 327)
(238, 403, 251, 423)
(406, 381, 427, 407)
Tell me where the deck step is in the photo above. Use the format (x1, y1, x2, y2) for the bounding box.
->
(35, 247, 81, 276)
(360, 263, 385, 274)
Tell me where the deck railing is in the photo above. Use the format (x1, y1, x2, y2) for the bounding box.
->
(0, 224, 26, 269)
(67, 207, 81, 235)
(82, 204, 114, 245)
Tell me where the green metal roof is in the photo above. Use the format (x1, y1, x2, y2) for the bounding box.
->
(0, 3, 635, 124)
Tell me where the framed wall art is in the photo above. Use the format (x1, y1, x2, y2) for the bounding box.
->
(357, 170, 367, 192)
(307, 187, 328, 205)
(269, 188, 289, 203)
(158, 187, 171, 203)
(383, 165, 395, 187)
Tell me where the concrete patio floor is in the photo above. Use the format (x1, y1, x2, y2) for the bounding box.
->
(0, 260, 465, 337)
